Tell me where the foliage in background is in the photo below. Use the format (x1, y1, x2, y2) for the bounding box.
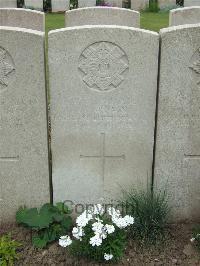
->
(121, 188, 170, 246)
(44, 0, 51, 12)
(16, 203, 72, 248)
(148, 0, 159, 12)
(70, 0, 78, 9)
(17, 0, 24, 8)
(191, 225, 200, 250)
(59, 204, 134, 262)
(176, 0, 184, 6)
(0, 234, 21, 266)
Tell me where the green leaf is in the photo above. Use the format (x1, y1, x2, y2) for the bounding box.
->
(32, 236, 48, 249)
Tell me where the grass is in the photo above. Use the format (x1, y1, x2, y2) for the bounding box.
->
(45, 11, 169, 34)
(141, 11, 169, 32)
(120, 188, 170, 246)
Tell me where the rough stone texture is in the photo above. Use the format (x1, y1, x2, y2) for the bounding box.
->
(24, 0, 43, 10)
(51, 0, 69, 12)
(154, 24, 200, 222)
(0, 0, 17, 8)
(184, 0, 200, 7)
(158, 0, 176, 8)
(131, 0, 148, 11)
(170, 7, 200, 26)
(107, 0, 122, 7)
(65, 7, 140, 28)
(49, 25, 158, 205)
(0, 8, 45, 31)
(78, 0, 96, 8)
(0, 27, 49, 223)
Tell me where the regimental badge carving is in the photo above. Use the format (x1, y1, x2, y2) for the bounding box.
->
(0, 47, 15, 89)
(190, 48, 200, 86)
(78, 42, 129, 92)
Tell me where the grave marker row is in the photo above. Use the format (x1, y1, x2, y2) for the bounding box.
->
(0, 8, 200, 224)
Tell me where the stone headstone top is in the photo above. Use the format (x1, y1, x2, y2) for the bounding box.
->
(0, 0, 17, 8)
(170, 7, 200, 26)
(65, 7, 140, 28)
(78, 0, 96, 8)
(0, 8, 45, 31)
(24, 0, 43, 10)
(184, 0, 200, 7)
(51, 0, 70, 12)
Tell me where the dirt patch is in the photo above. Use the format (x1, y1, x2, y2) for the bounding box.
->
(1, 223, 200, 265)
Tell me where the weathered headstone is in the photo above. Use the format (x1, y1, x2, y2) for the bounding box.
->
(184, 0, 200, 7)
(131, 0, 148, 11)
(158, 0, 176, 9)
(154, 24, 200, 221)
(49, 26, 158, 205)
(170, 7, 200, 26)
(0, 8, 45, 31)
(106, 0, 122, 7)
(51, 0, 70, 12)
(0, 0, 17, 8)
(65, 7, 140, 28)
(24, 0, 43, 10)
(78, 0, 96, 8)
(0, 27, 49, 223)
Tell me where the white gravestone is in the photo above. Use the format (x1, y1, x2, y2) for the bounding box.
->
(49, 25, 159, 205)
(65, 7, 140, 28)
(131, 0, 148, 11)
(51, 0, 70, 12)
(0, 8, 45, 31)
(184, 0, 200, 7)
(0, 0, 17, 8)
(0, 27, 49, 223)
(158, 0, 176, 8)
(154, 24, 200, 222)
(106, 0, 122, 7)
(170, 7, 200, 26)
(25, 0, 43, 10)
(78, 0, 96, 8)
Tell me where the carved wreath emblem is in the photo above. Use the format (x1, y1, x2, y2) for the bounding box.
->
(0, 47, 15, 89)
(78, 42, 129, 91)
(190, 48, 200, 85)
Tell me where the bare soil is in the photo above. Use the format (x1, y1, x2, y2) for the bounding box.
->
(1, 223, 200, 265)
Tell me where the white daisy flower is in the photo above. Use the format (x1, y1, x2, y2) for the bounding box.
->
(89, 233, 102, 247)
(104, 253, 113, 261)
(59, 235, 72, 247)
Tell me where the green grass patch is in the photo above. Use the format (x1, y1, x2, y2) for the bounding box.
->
(141, 11, 169, 32)
(46, 13, 65, 33)
(45, 11, 169, 33)
(121, 188, 170, 246)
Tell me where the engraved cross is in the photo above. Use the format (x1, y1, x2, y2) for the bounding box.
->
(80, 133, 125, 181)
(0, 156, 19, 162)
(184, 154, 200, 159)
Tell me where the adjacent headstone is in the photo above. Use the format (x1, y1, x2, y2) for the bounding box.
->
(0, 0, 17, 8)
(106, 0, 122, 7)
(51, 0, 70, 12)
(49, 25, 159, 205)
(78, 0, 96, 8)
(158, 0, 176, 9)
(184, 0, 200, 7)
(0, 27, 49, 223)
(131, 0, 148, 11)
(154, 24, 200, 222)
(65, 7, 140, 28)
(0, 8, 45, 31)
(169, 7, 200, 26)
(24, 0, 43, 10)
